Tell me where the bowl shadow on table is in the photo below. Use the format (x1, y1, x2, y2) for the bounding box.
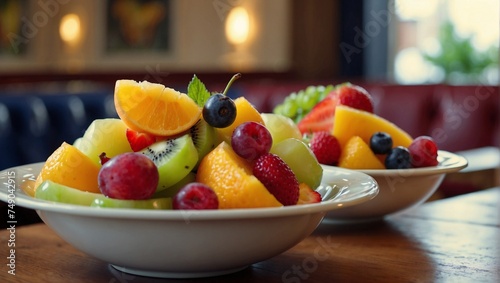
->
(300, 220, 437, 282)
(104, 222, 437, 283)
(73, 222, 435, 283)
(106, 265, 281, 283)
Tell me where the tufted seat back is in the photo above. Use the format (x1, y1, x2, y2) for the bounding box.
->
(77, 93, 118, 126)
(39, 95, 88, 151)
(0, 95, 53, 166)
(364, 84, 500, 152)
(0, 92, 114, 170)
(0, 103, 18, 169)
(234, 83, 499, 153)
(428, 85, 499, 152)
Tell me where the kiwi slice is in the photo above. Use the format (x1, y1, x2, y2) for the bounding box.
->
(91, 197, 172, 209)
(140, 134, 199, 192)
(190, 119, 218, 166)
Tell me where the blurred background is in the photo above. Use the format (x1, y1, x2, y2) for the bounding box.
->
(0, 0, 499, 188)
(1, 0, 498, 85)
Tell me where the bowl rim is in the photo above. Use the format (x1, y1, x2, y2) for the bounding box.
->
(321, 150, 468, 177)
(0, 163, 378, 221)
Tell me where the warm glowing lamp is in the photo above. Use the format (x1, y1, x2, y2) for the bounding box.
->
(59, 13, 81, 46)
(225, 7, 250, 45)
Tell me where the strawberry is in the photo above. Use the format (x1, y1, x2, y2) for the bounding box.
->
(99, 152, 111, 165)
(126, 128, 156, 152)
(297, 94, 338, 134)
(309, 131, 341, 165)
(253, 153, 300, 206)
(297, 183, 321, 204)
(297, 83, 374, 135)
(337, 83, 374, 113)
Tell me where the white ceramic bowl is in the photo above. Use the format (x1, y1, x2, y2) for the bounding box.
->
(322, 150, 468, 223)
(0, 163, 377, 279)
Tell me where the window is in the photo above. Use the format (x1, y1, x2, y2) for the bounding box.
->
(391, 0, 499, 84)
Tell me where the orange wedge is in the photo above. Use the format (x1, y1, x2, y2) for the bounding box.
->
(216, 97, 264, 143)
(114, 80, 201, 136)
(196, 142, 282, 209)
(33, 142, 101, 196)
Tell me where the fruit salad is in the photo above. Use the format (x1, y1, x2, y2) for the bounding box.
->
(31, 74, 324, 210)
(274, 83, 440, 170)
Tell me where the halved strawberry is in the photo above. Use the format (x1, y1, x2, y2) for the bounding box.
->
(297, 183, 321, 204)
(253, 153, 300, 206)
(126, 128, 156, 152)
(297, 94, 338, 134)
(297, 83, 374, 135)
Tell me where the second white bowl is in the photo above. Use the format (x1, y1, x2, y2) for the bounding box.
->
(322, 150, 468, 222)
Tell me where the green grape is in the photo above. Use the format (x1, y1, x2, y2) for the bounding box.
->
(301, 91, 318, 110)
(296, 91, 307, 108)
(304, 86, 318, 101)
(273, 104, 283, 114)
(321, 85, 335, 99)
(287, 92, 298, 102)
(314, 86, 325, 101)
(270, 138, 323, 190)
(272, 84, 335, 123)
(315, 85, 325, 93)
(294, 112, 305, 123)
(283, 100, 298, 118)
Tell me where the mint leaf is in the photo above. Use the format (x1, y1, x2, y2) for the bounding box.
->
(187, 75, 211, 107)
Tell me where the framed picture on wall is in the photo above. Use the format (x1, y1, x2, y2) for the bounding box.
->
(105, 0, 171, 53)
(0, 0, 29, 56)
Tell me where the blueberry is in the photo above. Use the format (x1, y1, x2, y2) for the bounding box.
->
(385, 146, 412, 169)
(370, 132, 393, 154)
(202, 93, 237, 128)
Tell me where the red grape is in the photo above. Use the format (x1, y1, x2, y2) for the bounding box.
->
(231, 122, 273, 161)
(408, 136, 439, 167)
(98, 152, 159, 200)
(173, 183, 219, 210)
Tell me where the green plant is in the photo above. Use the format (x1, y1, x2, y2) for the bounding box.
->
(423, 21, 498, 83)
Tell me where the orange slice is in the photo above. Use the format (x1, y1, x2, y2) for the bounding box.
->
(196, 142, 282, 209)
(32, 142, 101, 196)
(114, 80, 201, 136)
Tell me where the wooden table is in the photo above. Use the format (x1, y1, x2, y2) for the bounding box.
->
(1, 187, 499, 283)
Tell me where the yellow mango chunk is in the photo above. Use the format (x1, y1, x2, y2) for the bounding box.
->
(338, 136, 385, 169)
(333, 105, 413, 148)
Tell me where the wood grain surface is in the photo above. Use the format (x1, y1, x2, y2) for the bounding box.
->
(1, 187, 498, 283)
